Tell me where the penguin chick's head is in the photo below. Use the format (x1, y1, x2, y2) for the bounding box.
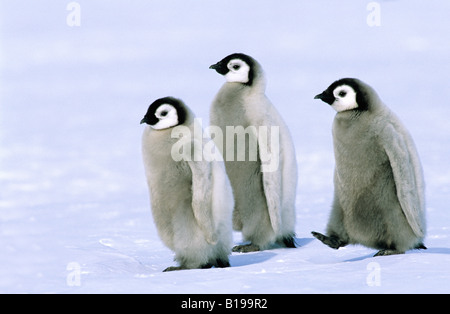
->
(140, 97, 187, 130)
(314, 78, 371, 112)
(209, 53, 256, 85)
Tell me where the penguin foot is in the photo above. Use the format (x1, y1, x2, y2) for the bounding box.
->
(163, 262, 227, 272)
(311, 231, 346, 249)
(281, 235, 297, 248)
(373, 250, 405, 257)
(200, 263, 214, 269)
(415, 243, 427, 250)
(212, 258, 230, 268)
(163, 266, 185, 272)
(232, 243, 260, 253)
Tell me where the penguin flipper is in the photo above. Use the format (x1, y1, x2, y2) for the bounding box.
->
(381, 123, 426, 238)
(258, 125, 282, 235)
(261, 168, 282, 235)
(187, 139, 217, 245)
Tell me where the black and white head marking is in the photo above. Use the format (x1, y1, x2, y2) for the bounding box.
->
(140, 97, 187, 130)
(314, 78, 370, 112)
(209, 53, 255, 86)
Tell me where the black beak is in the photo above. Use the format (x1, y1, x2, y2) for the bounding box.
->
(140, 117, 147, 125)
(314, 91, 335, 105)
(209, 61, 228, 75)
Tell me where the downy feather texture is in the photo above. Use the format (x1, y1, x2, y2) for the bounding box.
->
(313, 79, 426, 255)
(141, 97, 233, 270)
(210, 54, 298, 251)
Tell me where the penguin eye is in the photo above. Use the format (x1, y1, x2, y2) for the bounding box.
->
(338, 91, 347, 97)
(160, 111, 168, 117)
(232, 64, 240, 70)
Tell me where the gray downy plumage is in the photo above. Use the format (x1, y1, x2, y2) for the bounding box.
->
(141, 97, 233, 271)
(312, 78, 426, 256)
(209, 53, 298, 252)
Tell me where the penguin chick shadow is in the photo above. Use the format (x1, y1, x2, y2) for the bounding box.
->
(230, 251, 277, 267)
(293, 237, 315, 247)
(410, 247, 450, 255)
(343, 246, 437, 263)
(229, 238, 314, 267)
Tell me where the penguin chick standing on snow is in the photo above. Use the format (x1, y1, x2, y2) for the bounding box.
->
(209, 53, 298, 252)
(141, 97, 233, 271)
(312, 78, 426, 256)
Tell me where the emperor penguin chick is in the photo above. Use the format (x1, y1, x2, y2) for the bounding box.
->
(209, 53, 298, 252)
(141, 97, 233, 271)
(312, 78, 426, 256)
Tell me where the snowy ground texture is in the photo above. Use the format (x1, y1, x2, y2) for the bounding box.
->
(1, 0, 450, 294)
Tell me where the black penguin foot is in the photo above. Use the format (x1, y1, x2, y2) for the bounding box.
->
(311, 231, 346, 249)
(373, 250, 405, 257)
(281, 234, 297, 248)
(213, 258, 230, 268)
(163, 266, 185, 272)
(232, 243, 260, 253)
(164, 261, 228, 272)
(415, 243, 427, 250)
(200, 263, 214, 269)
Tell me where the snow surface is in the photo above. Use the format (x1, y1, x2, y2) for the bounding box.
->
(1, 0, 450, 294)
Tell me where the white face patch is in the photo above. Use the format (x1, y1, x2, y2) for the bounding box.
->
(151, 104, 179, 130)
(331, 85, 358, 112)
(224, 59, 250, 84)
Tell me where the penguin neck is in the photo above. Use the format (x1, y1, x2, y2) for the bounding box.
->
(335, 109, 364, 121)
(335, 98, 386, 121)
(227, 75, 266, 94)
(250, 71, 267, 93)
